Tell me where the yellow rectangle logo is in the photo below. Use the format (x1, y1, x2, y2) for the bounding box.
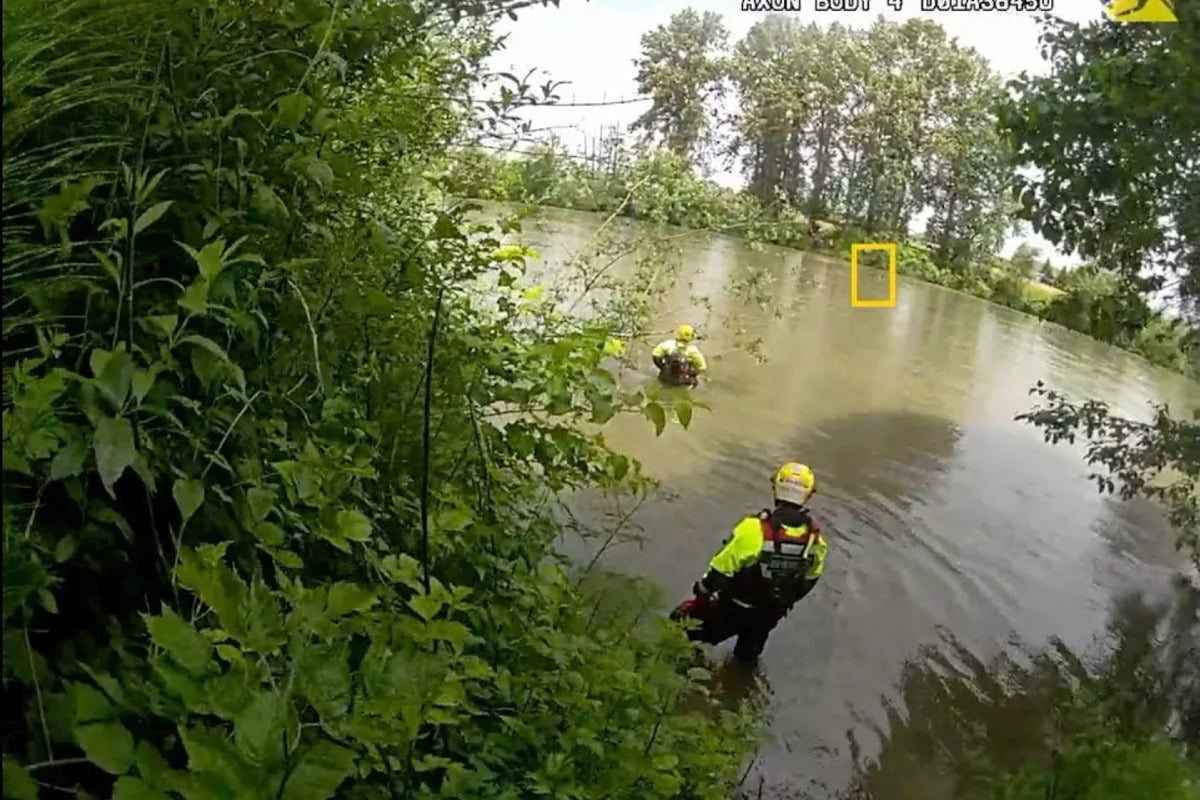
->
(850, 243, 897, 308)
(1105, 0, 1176, 22)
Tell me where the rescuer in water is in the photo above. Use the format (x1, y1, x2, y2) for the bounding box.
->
(671, 462, 827, 662)
(651, 324, 707, 387)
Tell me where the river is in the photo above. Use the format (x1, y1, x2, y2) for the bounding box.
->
(490, 205, 1200, 798)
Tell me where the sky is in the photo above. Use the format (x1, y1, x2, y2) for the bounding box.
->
(485, 0, 1118, 266)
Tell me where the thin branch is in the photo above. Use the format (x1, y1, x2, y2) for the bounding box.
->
(419, 287, 447, 595)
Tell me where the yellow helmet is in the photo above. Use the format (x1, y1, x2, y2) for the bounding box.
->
(773, 462, 815, 506)
(676, 324, 695, 343)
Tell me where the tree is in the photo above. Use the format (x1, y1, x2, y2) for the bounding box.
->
(1038, 258, 1056, 285)
(725, 15, 1013, 264)
(998, 6, 1200, 323)
(1010, 242, 1041, 277)
(631, 8, 729, 166)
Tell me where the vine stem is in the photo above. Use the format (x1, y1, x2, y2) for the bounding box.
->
(419, 286, 446, 595)
(26, 628, 54, 760)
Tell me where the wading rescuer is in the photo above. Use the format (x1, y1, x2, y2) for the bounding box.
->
(671, 462, 827, 662)
(652, 324, 707, 386)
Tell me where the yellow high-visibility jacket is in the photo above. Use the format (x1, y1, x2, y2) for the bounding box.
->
(652, 339, 707, 372)
(702, 507, 826, 609)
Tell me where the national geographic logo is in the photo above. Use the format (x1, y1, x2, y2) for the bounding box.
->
(1104, 0, 1177, 22)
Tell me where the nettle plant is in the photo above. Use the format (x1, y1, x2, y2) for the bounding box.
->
(2, 0, 757, 798)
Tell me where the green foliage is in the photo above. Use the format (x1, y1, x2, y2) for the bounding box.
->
(1016, 383, 1199, 570)
(632, 9, 728, 163)
(728, 16, 1013, 265)
(999, 5, 1200, 321)
(1, 0, 757, 797)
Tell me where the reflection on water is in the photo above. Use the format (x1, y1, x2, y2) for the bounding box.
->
(508, 206, 1200, 797)
(842, 580, 1200, 800)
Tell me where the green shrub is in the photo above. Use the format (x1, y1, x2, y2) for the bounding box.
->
(2, 0, 757, 797)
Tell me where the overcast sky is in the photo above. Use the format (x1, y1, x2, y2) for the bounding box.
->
(487, 0, 1116, 266)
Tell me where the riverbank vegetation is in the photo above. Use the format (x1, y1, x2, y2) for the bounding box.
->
(443, 10, 1199, 379)
(1, 0, 755, 797)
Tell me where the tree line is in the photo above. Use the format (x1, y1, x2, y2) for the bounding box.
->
(446, 9, 1200, 379)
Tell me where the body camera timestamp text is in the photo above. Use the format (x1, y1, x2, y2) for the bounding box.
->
(919, 0, 1053, 11)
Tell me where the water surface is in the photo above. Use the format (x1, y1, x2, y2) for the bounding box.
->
(501, 206, 1199, 797)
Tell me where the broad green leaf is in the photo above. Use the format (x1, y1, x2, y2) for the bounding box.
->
(276, 92, 311, 128)
(113, 774, 165, 800)
(294, 640, 352, 720)
(653, 753, 679, 771)
(336, 510, 371, 542)
(552, 339, 573, 363)
(233, 689, 288, 764)
(409, 593, 444, 621)
(426, 620, 468, 651)
(278, 740, 357, 800)
(175, 548, 251, 643)
(589, 396, 615, 424)
(246, 487, 276, 522)
(253, 522, 285, 546)
(94, 416, 137, 496)
(146, 314, 178, 338)
(76, 721, 135, 774)
(74, 681, 115, 723)
(432, 212, 459, 239)
(178, 279, 209, 314)
(173, 478, 205, 526)
(133, 201, 173, 235)
(54, 534, 78, 563)
(380, 553, 423, 589)
(644, 402, 667, 436)
(135, 740, 172, 786)
(180, 240, 225, 283)
(94, 349, 134, 410)
(435, 507, 471, 533)
(179, 723, 258, 793)
(326, 582, 378, 617)
(131, 370, 156, 404)
(178, 335, 229, 362)
(303, 157, 334, 187)
(49, 439, 87, 480)
(2, 756, 37, 799)
(145, 606, 212, 675)
(675, 403, 693, 429)
(268, 548, 303, 569)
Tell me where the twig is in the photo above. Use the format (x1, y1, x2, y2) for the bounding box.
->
(26, 628, 54, 760)
(419, 287, 446, 595)
(200, 390, 262, 479)
(286, 279, 324, 399)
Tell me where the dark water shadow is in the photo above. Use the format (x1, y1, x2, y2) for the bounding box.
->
(835, 579, 1200, 800)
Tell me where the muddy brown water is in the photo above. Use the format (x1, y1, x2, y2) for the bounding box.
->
(488, 205, 1200, 798)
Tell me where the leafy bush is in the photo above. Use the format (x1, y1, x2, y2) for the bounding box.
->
(1, 0, 757, 797)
